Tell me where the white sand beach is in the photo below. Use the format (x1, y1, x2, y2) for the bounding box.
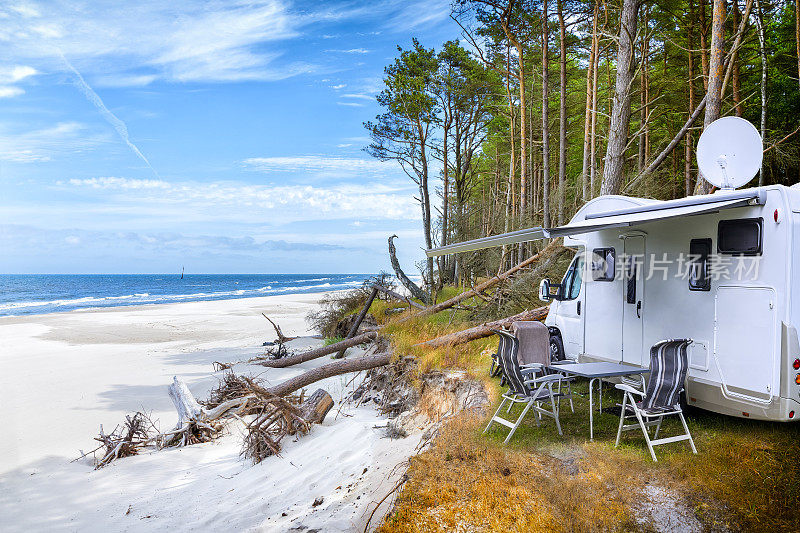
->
(0, 294, 421, 532)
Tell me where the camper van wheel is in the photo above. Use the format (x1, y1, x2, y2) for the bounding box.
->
(550, 334, 565, 361)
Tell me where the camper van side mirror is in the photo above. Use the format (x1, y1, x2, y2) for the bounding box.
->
(539, 278, 556, 302)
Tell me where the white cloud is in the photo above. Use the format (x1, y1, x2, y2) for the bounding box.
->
(341, 93, 374, 101)
(331, 84, 346, 89)
(0, 86, 25, 98)
(63, 176, 419, 223)
(0, 64, 38, 98)
(325, 48, 370, 54)
(241, 155, 390, 174)
(0, 65, 37, 83)
(0, 121, 109, 162)
(337, 101, 364, 107)
(68, 177, 170, 189)
(0, 1, 313, 85)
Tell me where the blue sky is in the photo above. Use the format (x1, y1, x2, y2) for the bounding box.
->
(0, 0, 460, 274)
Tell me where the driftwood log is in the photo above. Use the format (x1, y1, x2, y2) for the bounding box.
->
(300, 388, 334, 424)
(262, 313, 296, 343)
(266, 352, 393, 397)
(416, 306, 549, 349)
(336, 286, 379, 358)
(257, 331, 377, 368)
(399, 239, 563, 322)
(389, 235, 431, 305)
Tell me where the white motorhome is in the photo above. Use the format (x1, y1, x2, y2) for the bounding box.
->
(540, 184, 800, 422)
(426, 117, 800, 423)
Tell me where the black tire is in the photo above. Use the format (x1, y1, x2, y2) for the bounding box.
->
(550, 334, 565, 362)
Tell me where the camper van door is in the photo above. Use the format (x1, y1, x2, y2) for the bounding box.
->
(558, 252, 586, 358)
(622, 235, 646, 366)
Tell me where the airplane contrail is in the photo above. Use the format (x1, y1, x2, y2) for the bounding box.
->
(59, 52, 159, 177)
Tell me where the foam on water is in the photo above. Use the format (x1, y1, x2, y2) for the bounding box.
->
(0, 274, 372, 316)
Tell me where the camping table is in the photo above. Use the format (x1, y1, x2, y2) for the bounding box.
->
(548, 362, 650, 440)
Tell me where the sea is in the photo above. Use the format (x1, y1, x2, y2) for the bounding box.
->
(0, 274, 373, 317)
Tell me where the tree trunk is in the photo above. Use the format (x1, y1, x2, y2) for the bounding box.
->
(796, 0, 800, 181)
(505, 37, 528, 258)
(581, 0, 599, 201)
(258, 332, 377, 368)
(541, 0, 551, 229)
(699, 0, 710, 91)
(589, 11, 601, 198)
(418, 129, 435, 290)
(600, 0, 641, 195)
(388, 235, 432, 304)
(731, 1, 743, 117)
(168, 376, 205, 426)
(686, 0, 696, 196)
(756, 0, 767, 186)
(557, 0, 567, 225)
(419, 306, 549, 348)
(267, 352, 393, 398)
(335, 286, 378, 358)
(440, 111, 451, 283)
(695, 0, 727, 195)
(370, 284, 426, 310)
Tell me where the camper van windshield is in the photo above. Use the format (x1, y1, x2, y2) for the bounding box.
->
(562, 255, 584, 300)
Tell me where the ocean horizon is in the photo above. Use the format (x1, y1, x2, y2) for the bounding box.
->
(0, 274, 374, 317)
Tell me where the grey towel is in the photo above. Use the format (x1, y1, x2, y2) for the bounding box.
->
(511, 321, 549, 366)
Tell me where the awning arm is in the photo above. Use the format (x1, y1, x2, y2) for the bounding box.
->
(425, 227, 547, 257)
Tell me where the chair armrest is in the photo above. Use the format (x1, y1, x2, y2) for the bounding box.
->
(524, 374, 562, 386)
(520, 363, 544, 370)
(615, 383, 644, 396)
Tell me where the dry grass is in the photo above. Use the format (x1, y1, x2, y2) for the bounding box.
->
(380, 372, 800, 532)
(378, 414, 645, 533)
(659, 412, 800, 530)
(372, 283, 800, 531)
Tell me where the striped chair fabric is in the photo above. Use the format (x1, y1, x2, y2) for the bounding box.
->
(642, 339, 692, 412)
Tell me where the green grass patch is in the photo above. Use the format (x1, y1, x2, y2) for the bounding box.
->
(322, 336, 344, 346)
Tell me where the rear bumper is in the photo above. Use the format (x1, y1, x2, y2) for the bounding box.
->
(687, 378, 800, 422)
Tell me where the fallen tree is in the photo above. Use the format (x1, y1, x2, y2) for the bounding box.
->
(261, 306, 548, 397)
(371, 283, 426, 310)
(265, 351, 393, 397)
(389, 235, 431, 305)
(416, 306, 549, 349)
(256, 331, 377, 368)
(399, 239, 562, 322)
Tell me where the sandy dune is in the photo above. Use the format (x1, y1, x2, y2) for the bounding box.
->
(0, 294, 419, 532)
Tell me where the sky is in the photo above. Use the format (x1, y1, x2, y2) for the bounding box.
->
(0, 0, 461, 274)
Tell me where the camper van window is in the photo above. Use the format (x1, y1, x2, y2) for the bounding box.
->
(717, 218, 763, 255)
(562, 255, 584, 300)
(689, 239, 712, 291)
(591, 248, 615, 281)
(625, 257, 637, 304)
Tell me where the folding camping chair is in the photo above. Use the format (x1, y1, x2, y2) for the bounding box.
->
(489, 334, 504, 379)
(511, 321, 575, 413)
(615, 339, 698, 461)
(484, 329, 564, 442)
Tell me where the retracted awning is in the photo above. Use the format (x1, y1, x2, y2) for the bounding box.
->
(425, 227, 546, 257)
(547, 189, 765, 238)
(425, 189, 765, 257)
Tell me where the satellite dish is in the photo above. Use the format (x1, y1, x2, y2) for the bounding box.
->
(697, 116, 762, 190)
